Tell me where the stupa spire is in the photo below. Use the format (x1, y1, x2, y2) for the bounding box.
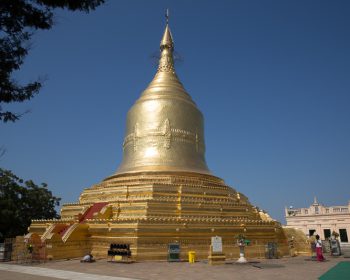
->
(160, 24, 174, 50)
(114, 11, 210, 176)
(138, 10, 192, 103)
(158, 10, 175, 73)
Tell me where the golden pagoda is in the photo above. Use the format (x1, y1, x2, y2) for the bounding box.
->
(28, 16, 290, 260)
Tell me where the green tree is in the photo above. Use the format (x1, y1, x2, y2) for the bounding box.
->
(0, 168, 61, 241)
(0, 0, 105, 122)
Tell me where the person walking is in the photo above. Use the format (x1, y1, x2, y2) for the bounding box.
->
(315, 234, 325, 261)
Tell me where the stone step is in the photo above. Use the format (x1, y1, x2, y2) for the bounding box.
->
(340, 243, 350, 258)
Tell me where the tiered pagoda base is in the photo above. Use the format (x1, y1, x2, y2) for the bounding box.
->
(29, 171, 289, 260)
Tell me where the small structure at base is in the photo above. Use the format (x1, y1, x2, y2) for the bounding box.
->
(168, 243, 181, 262)
(107, 244, 132, 263)
(208, 236, 226, 265)
(188, 251, 196, 263)
(236, 235, 247, 263)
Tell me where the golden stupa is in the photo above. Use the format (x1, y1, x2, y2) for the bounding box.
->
(28, 17, 290, 260)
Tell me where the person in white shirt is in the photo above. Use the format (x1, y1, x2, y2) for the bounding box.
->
(315, 234, 325, 261)
(81, 253, 94, 262)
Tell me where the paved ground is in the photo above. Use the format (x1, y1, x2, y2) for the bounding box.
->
(0, 256, 349, 280)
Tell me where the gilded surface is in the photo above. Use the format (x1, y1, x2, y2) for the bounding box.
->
(26, 20, 292, 261)
(115, 23, 210, 175)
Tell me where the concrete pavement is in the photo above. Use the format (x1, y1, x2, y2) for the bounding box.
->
(0, 263, 138, 280)
(0, 256, 348, 280)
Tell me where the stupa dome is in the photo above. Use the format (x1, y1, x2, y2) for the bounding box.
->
(115, 23, 210, 175)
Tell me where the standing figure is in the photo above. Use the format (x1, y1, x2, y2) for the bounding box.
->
(315, 235, 325, 261)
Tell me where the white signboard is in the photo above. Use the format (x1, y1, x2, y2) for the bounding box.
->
(211, 236, 222, 253)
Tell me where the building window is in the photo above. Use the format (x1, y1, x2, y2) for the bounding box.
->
(309, 229, 316, 236)
(341, 208, 348, 212)
(339, 229, 348, 242)
(326, 209, 329, 213)
(305, 209, 308, 214)
(315, 206, 319, 214)
(324, 229, 331, 240)
(334, 208, 340, 212)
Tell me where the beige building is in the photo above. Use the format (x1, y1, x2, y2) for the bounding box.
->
(285, 198, 350, 243)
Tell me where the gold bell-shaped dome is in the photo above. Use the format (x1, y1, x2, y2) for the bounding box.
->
(115, 22, 211, 175)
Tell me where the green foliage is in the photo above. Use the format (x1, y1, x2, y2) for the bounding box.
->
(235, 233, 246, 241)
(0, 168, 61, 241)
(0, 0, 105, 122)
(235, 234, 250, 245)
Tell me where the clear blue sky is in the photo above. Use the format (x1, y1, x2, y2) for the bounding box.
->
(1, 0, 350, 223)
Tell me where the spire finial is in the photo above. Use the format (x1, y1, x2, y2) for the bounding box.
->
(165, 8, 169, 24)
